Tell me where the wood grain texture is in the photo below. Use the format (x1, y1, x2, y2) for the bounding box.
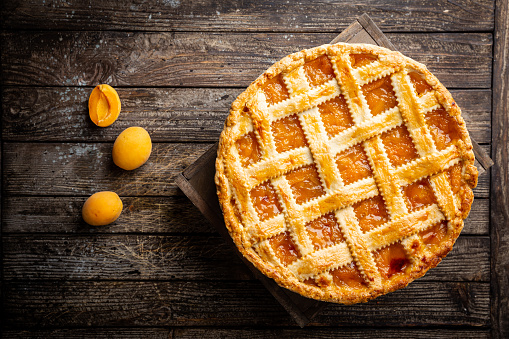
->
(2, 196, 490, 235)
(1, 235, 489, 282)
(173, 328, 490, 339)
(2, 329, 171, 339)
(1, 0, 494, 32)
(1, 87, 491, 143)
(2, 143, 491, 197)
(491, 0, 509, 337)
(0, 32, 492, 88)
(2, 280, 489, 328)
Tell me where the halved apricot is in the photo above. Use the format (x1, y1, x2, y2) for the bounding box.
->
(88, 84, 121, 127)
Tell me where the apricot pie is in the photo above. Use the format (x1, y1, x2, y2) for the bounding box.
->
(215, 43, 478, 304)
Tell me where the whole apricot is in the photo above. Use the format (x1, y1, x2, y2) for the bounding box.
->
(112, 126, 152, 170)
(89, 84, 121, 127)
(82, 191, 123, 226)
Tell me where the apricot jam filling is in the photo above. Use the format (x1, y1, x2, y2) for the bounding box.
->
(318, 95, 354, 137)
(402, 178, 438, 212)
(262, 74, 289, 105)
(362, 75, 397, 116)
(285, 165, 325, 204)
(331, 261, 367, 289)
(381, 125, 419, 168)
(353, 195, 389, 233)
(236, 132, 262, 167)
(272, 114, 308, 153)
(350, 53, 378, 68)
(303, 55, 336, 87)
(408, 71, 432, 96)
(373, 242, 410, 279)
(305, 212, 345, 250)
(251, 181, 282, 221)
(419, 220, 448, 248)
(425, 106, 462, 151)
(269, 231, 301, 266)
(336, 144, 373, 185)
(447, 163, 463, 194)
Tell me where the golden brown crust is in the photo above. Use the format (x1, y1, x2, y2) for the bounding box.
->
(215, 43, 478, 304)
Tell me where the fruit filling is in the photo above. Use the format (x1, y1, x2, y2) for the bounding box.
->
(381, 125, 419, 167)
(251, 181, 282, 221)
(425, 106, 462, 151)
(447, 162, 463, 194)
(353, 195, 390, 233)
(408, 71, 433, 96)
(350, 53, 378, 68)
(262, 74, 290, 105)
(373, 242, 410, 279)
(285, 165, 325, 204)
(305, 212, 345, 250)
(419, 220, 448, 248)
(336, 144, 373, 185)
(402, 178, 438, 212)
(362, 75, 398, 116)
(318, 95, 354, 137)
(330, 261, 366, 288)
(236, 132, 262, 167)
(269, 231, 301, 266)
(272, 114, 308, 153)
(303, 55, 336, 87)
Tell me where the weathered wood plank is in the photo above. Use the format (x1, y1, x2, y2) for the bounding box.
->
(173, 328, 490, 339)
(3, 280, 489, 327)
(2, 142, 211, 197)
(0, 32, 492, 88)
(491, 0, 509, 337)
(2, 329, 171, 339)
(2, 143, 491, 197)
(2, 196, 489, 235)
(1, 0, 495, 32)
(1, 235, 489, 282)
(1, 87, 491, 143)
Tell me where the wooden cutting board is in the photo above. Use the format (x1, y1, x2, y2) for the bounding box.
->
(175, 13, 493, 327)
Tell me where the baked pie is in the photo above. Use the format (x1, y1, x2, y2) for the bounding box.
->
(215, 43, 478, 304)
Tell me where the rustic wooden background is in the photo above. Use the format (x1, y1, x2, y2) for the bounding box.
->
(1, 1, 507, 338)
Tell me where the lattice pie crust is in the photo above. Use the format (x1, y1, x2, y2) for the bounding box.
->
(215, 43, 478, 304)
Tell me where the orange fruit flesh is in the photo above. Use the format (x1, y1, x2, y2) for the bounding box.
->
(236, 132, 262, 167)
(303, 55, 336, 87)
(88, 84, 121, 127)
(350, 53, 378, 68)
(271, 114, 307, 153)
(381, 125, 419, 168)
(362, 76, 397, 116)
(318, 95, 354, 137)
(262, 74, 289, 105)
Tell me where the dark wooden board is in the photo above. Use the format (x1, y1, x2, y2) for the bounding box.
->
(0, 32, 492, 88)
(490, 0, 509, 338)
(3, 280, 489, 328)
(1, 235, 489, 282)
(172, 328, 491, 339)
(1, 0, 494, 32)
(1, 196, 490, 235)
(2, 87, 491, 143)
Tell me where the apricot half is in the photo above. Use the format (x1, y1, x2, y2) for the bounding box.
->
(112, 126, 152, 170)
(89, 84, 121, 127)
(82, 191, 123, 226)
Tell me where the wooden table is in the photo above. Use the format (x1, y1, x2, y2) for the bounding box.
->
(1, 1, 507, 338)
